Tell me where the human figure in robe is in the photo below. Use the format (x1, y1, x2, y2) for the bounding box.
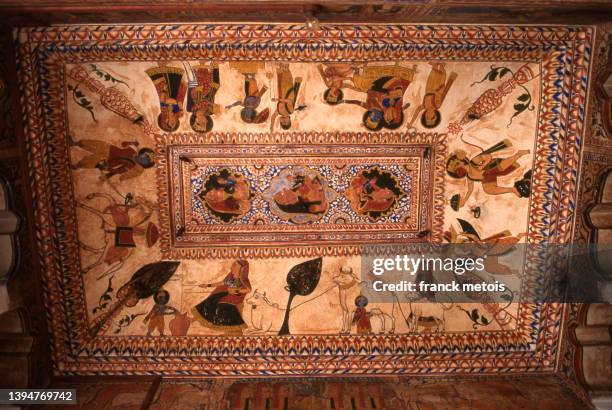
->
(201, 170, 251, 222)
(408, 62, 458, 129)
(270, 63, 306, 131)
(185, 63, 220, 133)
(346, 175, 396, 215)
(70, 138, 155, 181)
(145, 65, 186, 132)
(352, 295, 372, 334)
(345, 168, 404, 219)
(193, 260, 252, 334)
(225, 64, 270, 124)
(273, 174, 327, 215)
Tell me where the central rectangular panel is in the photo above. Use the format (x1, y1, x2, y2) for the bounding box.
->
(159, 133, 445, 258)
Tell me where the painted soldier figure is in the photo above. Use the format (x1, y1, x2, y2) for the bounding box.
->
(185, 62, 221, 133)
(70, 138, 155, 181)
(146, 65, 187, 132)
(270, 63, 306, 131)
(408, 62, 458, 129)
(226, 61, 270, 124)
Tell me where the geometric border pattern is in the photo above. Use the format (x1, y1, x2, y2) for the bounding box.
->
(15, 23, 592, 376)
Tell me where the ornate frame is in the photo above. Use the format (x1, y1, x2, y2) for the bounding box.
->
(15, 23, 591, 376)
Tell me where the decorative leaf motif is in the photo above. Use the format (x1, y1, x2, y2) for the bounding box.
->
(499, 68, 511, 78)
(90, 64, 129, 88)
(92, 277, 113, 314)
(113, 312, 145, 334)
(68, 83, 97, 123)
(517, 93, 530, 102)
(470, 65, 514, 87)
(507, 86, 534, 127)
(458, 306, 492, 329)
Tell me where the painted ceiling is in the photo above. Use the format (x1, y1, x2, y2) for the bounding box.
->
(16, 23, 591, 376)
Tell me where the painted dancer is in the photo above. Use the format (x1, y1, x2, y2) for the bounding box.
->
(193, 260, 252, 335)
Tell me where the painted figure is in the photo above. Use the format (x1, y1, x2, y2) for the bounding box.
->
(345, 167, 405, 220)
(76, 192, 158, 279)
(352, 295, 372, 334)
(70, 138, 155, 181)
(408, 62, 457, 129)
(198, 169, 252, 222)
(193, 260, 252, 334)
(143, 290, 179, 336)
(226, 61, 270, 124)
(263, 167, 336, 224)
(243, 290, 285, 335)
(317, 63, 361, 105)
(342, 64, 416, 131)
(184, 62, 221, 133)
(145, 65, 187, 132)
(273, 174, 327, 215)
(444, 218, 526, 276)
(270, 63, 306, 131)
(446, 139, 532, 209)
(407, 301, 445, 333)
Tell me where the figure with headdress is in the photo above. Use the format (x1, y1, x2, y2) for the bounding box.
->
(446, 139, 532, 210)
(70, 137, 155, 181)
(199, 169, 252, 222)
(408, 62, 458, 129)
(193, 260, 252, 334)
(343, 64, 416, 131)
(270, 63, 306, 131)
(352, 295, 373, 334)
(226, 62, 270, 124)
(145, 65, 187, 132)
(345, 168, 404, 219)
(184, 62, 221, 133)
(273, 174, 327, 215)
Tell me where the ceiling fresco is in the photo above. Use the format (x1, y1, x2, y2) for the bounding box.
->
(16, 23, 592, 376)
